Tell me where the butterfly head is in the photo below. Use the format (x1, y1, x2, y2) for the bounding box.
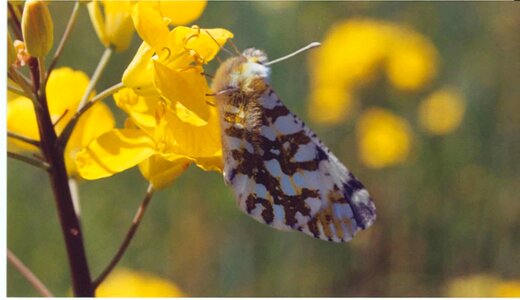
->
(212, 48, 271, 97)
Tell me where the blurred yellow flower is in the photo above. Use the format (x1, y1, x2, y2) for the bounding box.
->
(356, 107, 412, 169)
(445, 274, 520, 297)
(418, 88, 465, 135)
(386, 29, 438, 91)
(496, 280, 520, 297)
(87, 0, 134, 52)
(96, 268, 184, 297)
(308, 86, 355, 124)
(7, 67, 115, 176)
(309, 18, 438, 125)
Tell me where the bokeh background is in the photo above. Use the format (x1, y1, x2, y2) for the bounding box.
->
(7, 1, 520, 297)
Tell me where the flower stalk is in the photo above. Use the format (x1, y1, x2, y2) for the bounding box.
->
(27, 57, 94, 297)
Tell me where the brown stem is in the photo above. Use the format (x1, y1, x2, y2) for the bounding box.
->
(7, 249, 54, 297)
(28, 57, 93, 296)
(7, 151, 49, 171)
(93, 184, 155, 288)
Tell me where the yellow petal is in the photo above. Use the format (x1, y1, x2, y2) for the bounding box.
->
(46, 67, 92, 133)
(96, 268, 184, 297)
(160, 105, 223, 172)
(100, 0, 134, 51)
(138, 155, 190, 189)
(87, 1, 109, 48)
(7, 96, 39, 152)
(65, 102, 115, 177)
(158, 1, 207, 26)
(76, 129, 155, 180)
(113, 88, 158, 130)
(169, 26, 233, 63)
(121, 42, 158, 97)
(131, 1, 169, 50)
(153, 62, 209, 126)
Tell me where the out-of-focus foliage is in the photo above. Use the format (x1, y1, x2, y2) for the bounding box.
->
(7, 1, 520, 297)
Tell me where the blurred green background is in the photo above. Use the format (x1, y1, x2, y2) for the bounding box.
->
(7, 1, 520, 296)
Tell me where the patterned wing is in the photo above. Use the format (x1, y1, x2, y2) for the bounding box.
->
(221, 88, 376, 242)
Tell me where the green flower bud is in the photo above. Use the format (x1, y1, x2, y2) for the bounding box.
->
(21, 0, 54, 57)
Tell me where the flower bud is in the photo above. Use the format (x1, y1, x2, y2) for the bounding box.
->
(21, 0, 54, 57)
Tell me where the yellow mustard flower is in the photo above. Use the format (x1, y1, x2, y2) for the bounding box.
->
(445, 274, 520, 297)
(96, 268, 184, 297)
(418, 87, 465, 135)
(496, 280, 520, 297)
(7, 67, 115, 176)
(308, 86, 355, 124)
(123, 23, 232, 125)
(75, 88, 222, 189)
(87, 0, 135, 52)
(356, 107, 412, 169)
(386, 28, 438, 91)
(309, 18, 439, 125)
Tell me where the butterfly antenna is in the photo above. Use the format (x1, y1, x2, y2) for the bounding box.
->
(265, 42, 321, 66)
(204, 29, 234, 57)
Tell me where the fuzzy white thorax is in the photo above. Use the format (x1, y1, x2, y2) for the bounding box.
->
(228, 58, 271, 89)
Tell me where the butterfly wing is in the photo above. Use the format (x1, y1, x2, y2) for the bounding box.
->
(221, 88, 376, 242)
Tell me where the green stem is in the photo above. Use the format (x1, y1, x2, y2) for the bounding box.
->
(7, 151, 49, 171)
(77, 47, 113, 111)
(93, 184, 155, 288)
(7, 249, 54, 297)
(46, 1, 80, 80)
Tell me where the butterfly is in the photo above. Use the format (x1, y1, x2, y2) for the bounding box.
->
(211, 46, 376, 242)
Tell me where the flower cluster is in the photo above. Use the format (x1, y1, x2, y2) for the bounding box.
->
(76, 3, 233, 188)
(309, 18, 466, 169)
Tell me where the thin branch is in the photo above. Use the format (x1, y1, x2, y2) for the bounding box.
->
(7, 83, 30, 98)
(8, 3, 23, 40)
(8, 151, 50, 171)
(7, 131, 40, 147)
(7, 249, 54, 297)
(77, 47, 113, 111)
(8, 67, 35, 102)
(93, 184, 155, 288)
(58, 82, 124, 148)
(46, 1, 80, 79)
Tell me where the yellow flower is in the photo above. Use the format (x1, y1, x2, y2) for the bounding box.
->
(308, 86, 355, 125)
(123, 25, 233, 125)
(386, 28, 438, 91)
(309, 18, 439, 125)
(496, 280, 520, 297)
(7, 67, 115, 176)
(75, 88, 222, 189)
(356, 107, 412, 169)
(87, 0, 135, 52)
(445, 274, 520, 297)
(96, 268, 184, 297)
(418, 88, 465, 135)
